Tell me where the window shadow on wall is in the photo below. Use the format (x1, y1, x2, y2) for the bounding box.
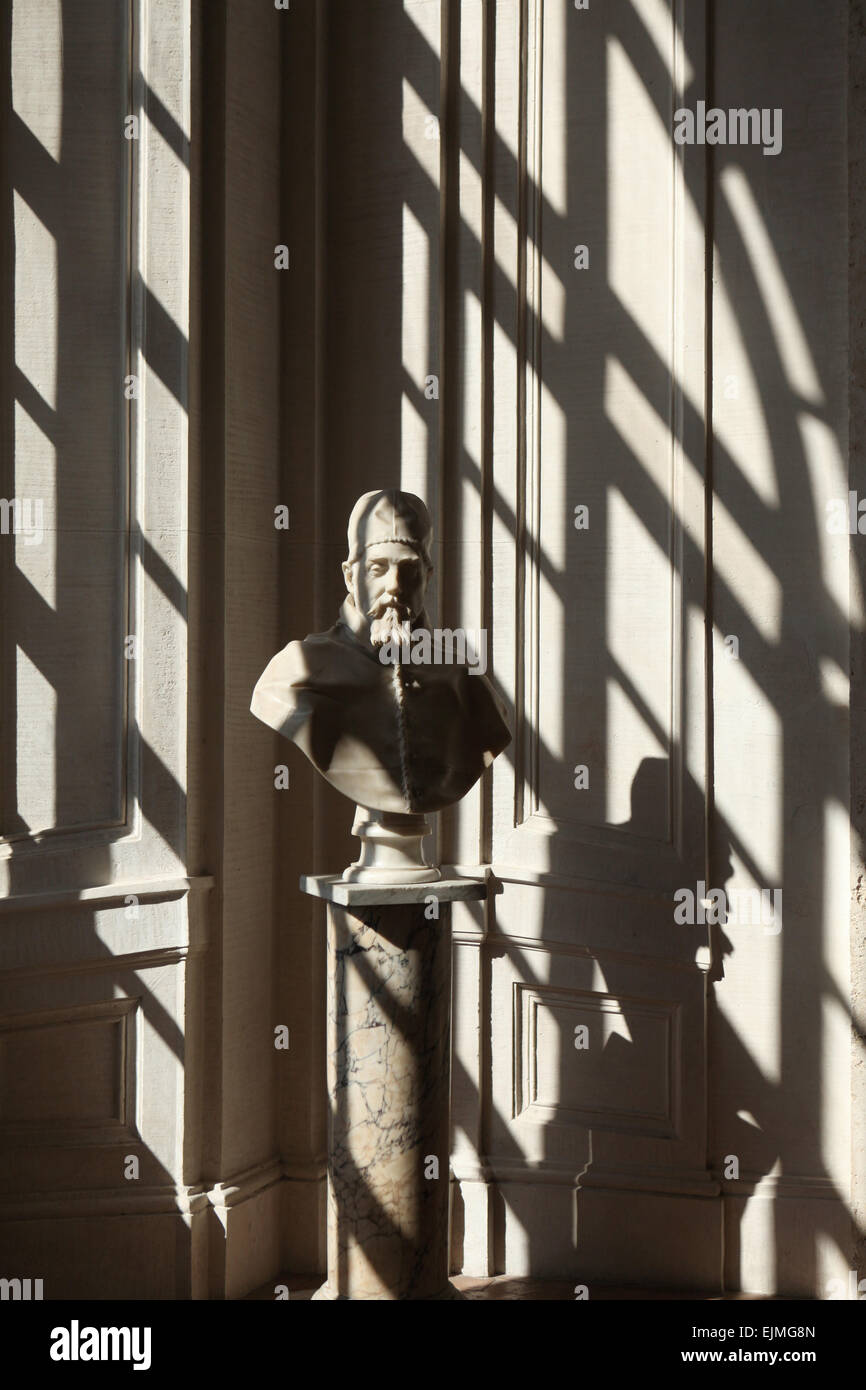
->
(0, 0, 861, 1301)
(320, 0, 862, 1296)
(0, 0, 213, 1298)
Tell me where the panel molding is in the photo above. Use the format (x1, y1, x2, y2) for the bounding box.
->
(0, 0, 140, 849)
(513, 980, 680, 1137)
(0, 996, 138, 1144)
(0, 0, 191, 900)
(505, 0, 709, 886)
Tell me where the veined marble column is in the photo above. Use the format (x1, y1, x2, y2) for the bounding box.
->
(300, 875, 487, 1300)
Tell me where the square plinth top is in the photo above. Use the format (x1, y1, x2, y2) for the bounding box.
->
(299, 874, 488, 907)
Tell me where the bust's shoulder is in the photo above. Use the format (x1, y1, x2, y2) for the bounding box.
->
(251, 628, 347, 731)
(265, 624, 373, 688)
(258, 632, 321, 681)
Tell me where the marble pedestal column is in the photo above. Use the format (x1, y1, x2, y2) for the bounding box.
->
(300, 874, 487, 1300)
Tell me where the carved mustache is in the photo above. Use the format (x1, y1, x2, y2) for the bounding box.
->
(368, 597, 412, 621)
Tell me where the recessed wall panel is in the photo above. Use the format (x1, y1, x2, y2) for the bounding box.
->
(1, 0, 130, 838)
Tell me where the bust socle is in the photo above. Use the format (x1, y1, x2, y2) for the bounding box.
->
(250, 489, 511, 825)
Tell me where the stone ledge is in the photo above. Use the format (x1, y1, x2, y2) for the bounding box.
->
(299, 873, 488, 906)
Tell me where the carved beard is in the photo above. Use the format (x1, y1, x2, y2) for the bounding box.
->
(369, 602, 412, 649)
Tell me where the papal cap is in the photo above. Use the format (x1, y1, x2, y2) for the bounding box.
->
(345, 489, 433, 565)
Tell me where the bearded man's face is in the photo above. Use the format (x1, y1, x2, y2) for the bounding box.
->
(344, 541, 429, 647)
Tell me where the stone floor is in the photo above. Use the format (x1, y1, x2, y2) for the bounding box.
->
(246, 1274, 776, 1300)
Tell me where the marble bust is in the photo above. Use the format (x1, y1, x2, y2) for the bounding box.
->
(251, 490, 510, 878)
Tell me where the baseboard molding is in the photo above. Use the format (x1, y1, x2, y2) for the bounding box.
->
(0, 1161, 292, 1300)
(452, 1165, 857, 1296)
